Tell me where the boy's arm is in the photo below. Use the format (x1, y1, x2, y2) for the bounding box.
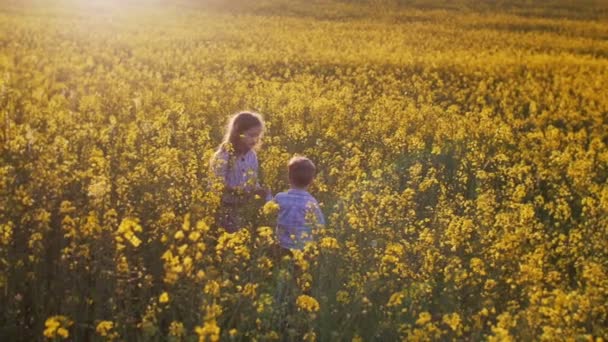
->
(314, 203, 325, 226)
(307, 200, 325, 227)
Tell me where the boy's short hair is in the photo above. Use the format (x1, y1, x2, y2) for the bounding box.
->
(288, 156, 316, 187)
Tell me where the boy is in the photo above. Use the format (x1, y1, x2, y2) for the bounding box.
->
(273, 156, 325, 251)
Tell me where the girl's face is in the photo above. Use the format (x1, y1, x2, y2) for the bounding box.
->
(238, 125, 262, 151)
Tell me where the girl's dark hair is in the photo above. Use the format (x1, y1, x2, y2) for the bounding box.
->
(221, 111, 265, 151)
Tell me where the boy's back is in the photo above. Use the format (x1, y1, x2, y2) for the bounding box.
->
(274, 189, 325, 250)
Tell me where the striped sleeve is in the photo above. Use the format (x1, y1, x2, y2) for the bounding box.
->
(211, 149, 229, 183)
(307, 200, 326, 226)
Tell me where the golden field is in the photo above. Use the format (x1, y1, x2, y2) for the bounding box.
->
(1, 0, 608, 340)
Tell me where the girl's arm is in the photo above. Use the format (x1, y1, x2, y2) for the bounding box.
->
(210, 149, 228, 184)
(252, 151, 272, 201)
(210, 149, 240, 194)
(211, 149, 257, 200)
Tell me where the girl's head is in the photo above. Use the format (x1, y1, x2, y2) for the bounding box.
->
(222, 111, 265, 154)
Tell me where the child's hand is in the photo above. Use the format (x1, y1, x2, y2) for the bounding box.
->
(254, 186, 272, 201)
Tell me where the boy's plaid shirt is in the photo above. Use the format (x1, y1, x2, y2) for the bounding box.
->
(274, 188, 325, 250)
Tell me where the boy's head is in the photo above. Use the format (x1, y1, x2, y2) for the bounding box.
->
(288, 156, 316, 188)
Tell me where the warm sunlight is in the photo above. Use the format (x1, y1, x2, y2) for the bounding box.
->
(1, 0, 607, 341)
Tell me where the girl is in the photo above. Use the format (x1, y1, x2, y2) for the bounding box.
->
(210, 111, 271, 233)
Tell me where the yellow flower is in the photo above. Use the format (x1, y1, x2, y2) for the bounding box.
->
(178, 244, 188, 255)
(443, 313, 462, 334)
(43, 316, 72, 339)
(387, 292, 404, 307)
(257, 226, 274, 239)
(204, 304, 223, 321)
(336, 290, 350, 304)
(116, 218, 143, 249)
(96, 320, 114, 337)
(257, 256, 273, 272)
(159, 292, 170, 304)
(416, 312, 432, 326)
(57, 328, 69, 339)
(128, 234, 141, 247)
(304, 330, 317, 342)
(169, 321, 184, 337)
(195, 319, 220, 342)
(204, 280, 220, 296)
(319, 237, 339, 249)
(196, 220, 210, 233)
(296, 294, 320, 312)
(470, 257, 486, 275)
(262, 200, 280, 216)
(255, 293, 273, 313)
(188, 231, 201, 242)
(242, 283, 258, 299)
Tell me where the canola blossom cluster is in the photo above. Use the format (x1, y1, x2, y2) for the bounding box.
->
(1, 0, 607, 340)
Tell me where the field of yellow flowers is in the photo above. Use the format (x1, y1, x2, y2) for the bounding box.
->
(1, 0, 608, 340)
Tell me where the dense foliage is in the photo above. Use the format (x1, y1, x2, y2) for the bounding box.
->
(1, 0, 607, 340)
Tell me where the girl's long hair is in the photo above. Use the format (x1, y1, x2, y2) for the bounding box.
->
(219, 111, 265, 154)
(210, 111, 265, 186)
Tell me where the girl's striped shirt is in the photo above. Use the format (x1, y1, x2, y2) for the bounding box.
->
(211, 147, 260, 201)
